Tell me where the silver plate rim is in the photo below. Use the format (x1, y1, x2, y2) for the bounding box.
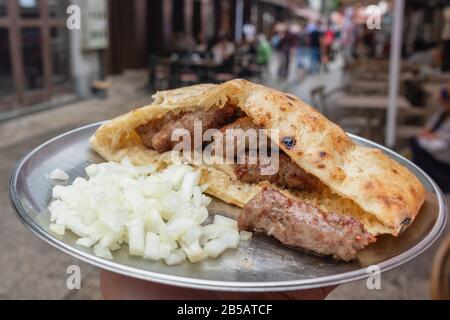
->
(9, 122, 448, 292)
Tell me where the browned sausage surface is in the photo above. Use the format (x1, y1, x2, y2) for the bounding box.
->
(136, 105, 237, 152)
(234, 153, 323, 192)
(238, 189, 375, 261)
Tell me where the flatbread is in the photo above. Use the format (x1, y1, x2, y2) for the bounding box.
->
(90, 79, 426, 236)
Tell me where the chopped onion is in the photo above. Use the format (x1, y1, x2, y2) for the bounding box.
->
(214, 214, 238, 228)
(239, 230, 253, 241)
(47, 157, 251, 265)
(50, 168, 69, 181)
(76, 237, 97, 248)
(203, 238, 228, 258)
(49, 223, 65, 236)
(164, 249, 186, 266)
(127, 218, 145, 256)
(143, 232, 162, 260)
(94, 244, 113, 260)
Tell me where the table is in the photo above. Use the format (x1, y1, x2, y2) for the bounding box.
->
(335, 94, 411, 110)
(334, 94, 411, 140)
(173, 57, 221, 69)
(346, 80, 389, 95)
(169, 57, 223, 85)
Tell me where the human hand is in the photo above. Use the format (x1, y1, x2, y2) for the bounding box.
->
(100, 270, 336, 300)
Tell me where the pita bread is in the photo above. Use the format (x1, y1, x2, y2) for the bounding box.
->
(91, 79, 426, 236)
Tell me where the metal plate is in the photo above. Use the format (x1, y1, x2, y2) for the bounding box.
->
(9, 122, 447, 292)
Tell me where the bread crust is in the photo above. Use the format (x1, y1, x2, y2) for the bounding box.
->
(90, 79, 426, 236)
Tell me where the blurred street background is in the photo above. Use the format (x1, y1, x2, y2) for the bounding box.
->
(0, 0, 449, 299)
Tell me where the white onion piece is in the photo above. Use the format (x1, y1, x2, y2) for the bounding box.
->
(94, 244, 113, 260)
(239, 230, 253, 241)
(181, 241, 207, 262)
(214, 215, 238, 228)
(143, 232, 162, 260)
(50, 168, 69, 181)
(164, 249, 186, 265)
(76, 237, 96, 248)
(49, 223, 65, 236)
(221, 230, 240, 249)
(47, 157, 251, 265)
(127, 218, 145, 256)
(203, 238, 227, 258)
(200, 224, 225, 245)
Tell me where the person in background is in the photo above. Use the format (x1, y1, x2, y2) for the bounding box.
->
(222, 36, 236, 60)
(173, 32, 197, 55)
(410, 87, 450, 193)
(321, 22, 335, 73)
(361, 28, 375, 58)
(211, 35, 236, 66)
(270, 27, 282, 79)
(296, 25, 310, 81)
(195, 31, 208, 53)
(243, 23, 256, 43)
(308, 20, 322, 74)
(210, 37, 224, 65)
(278, 26, 295, 80)
(270, 28, 282, 50)
(340, 7, 356, 64)
(256, 34, 272, 67)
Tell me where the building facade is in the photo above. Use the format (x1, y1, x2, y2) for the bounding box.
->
(0, 0, 107, 120)
(0, 0, 293, 119)
(0, 0, 73, 116)
(108, 0, 294, 74)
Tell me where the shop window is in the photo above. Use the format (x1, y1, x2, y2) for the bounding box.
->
(172, 0, 184, 33)
(47, 0, 68, 18)
(50, 27, 70, 84)
(19, 0, 40, 18)
(21, 27, 44, 90)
